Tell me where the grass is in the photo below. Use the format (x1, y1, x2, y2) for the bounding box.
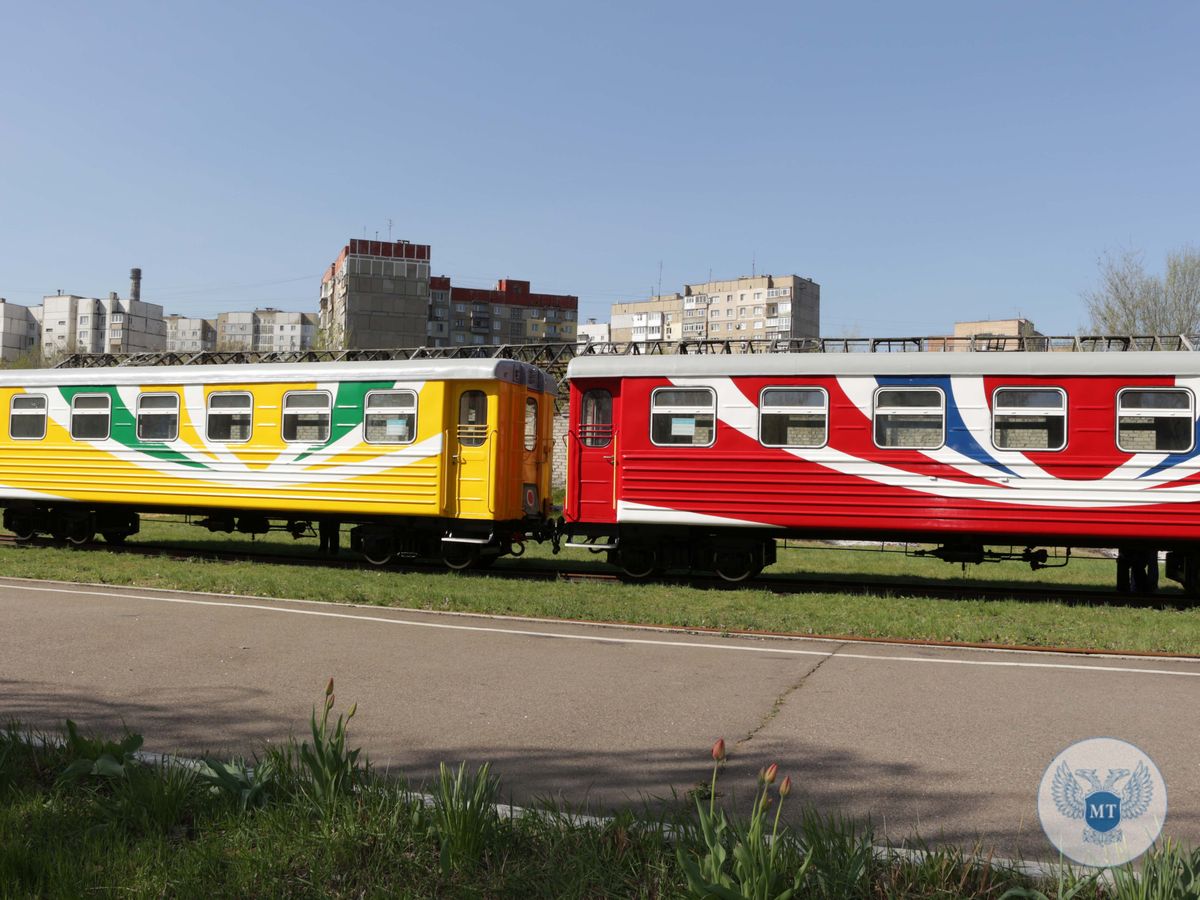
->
(0, 515, 1198, 654)
(3, 701, 1196, 898)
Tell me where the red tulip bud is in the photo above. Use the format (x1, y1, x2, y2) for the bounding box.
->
(763, 763, 778, 784)
(779, 775, 792, 798)
(325, 677, 335, 697)
(711, 739, 726, 762)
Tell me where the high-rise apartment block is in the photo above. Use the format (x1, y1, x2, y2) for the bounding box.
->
(165, 315, 217, 352)
(0, 299, 40, 362)
(37, 292, 166, 355)
(319, 239, 432, 349)
(427, 277, 577, 347)
(610, 275, 820, 345)
(216, 309, 317, 352)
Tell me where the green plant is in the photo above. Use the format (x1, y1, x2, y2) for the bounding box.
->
(58, 719, 143, 783)
(199, 756, 278, 812)
(677, 739, 811, 899)
(1109, 840, 1200, 900)
(96, 760, 203, 836)
(430, 761, 501, 876)
(298, 678, 362, 814)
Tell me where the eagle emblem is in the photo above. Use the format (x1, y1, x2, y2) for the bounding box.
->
(1052, 760, 1155, 846)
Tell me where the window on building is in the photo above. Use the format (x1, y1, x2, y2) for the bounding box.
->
(458, 390, 488, 446)
(137, 393, 179, 441)
(111, 314, 124, 324)
(207, 392, 253, 442)
(580, 389, 613, 447)
(727, 309, 734, 318)
(1117, 389, 1194, 452)
(760, 388, 827, 447)
(283, 392, 331, 442)
(79, 316, 89, 325)
(524, 397, 539, 451)
(651, 388, 715, 447)
(454, 303, 466, 312)
(364, 390, 417, 444)
(754, 306, 763, 315)
(9, 394, 46, 440)
(992, 388, 1066, 450)
(71, 393, 111, 440)
(874, 388, 944, 449)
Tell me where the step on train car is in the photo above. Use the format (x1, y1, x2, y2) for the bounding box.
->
(562, 352, 1200, 594)
(0, 359, 557, 568)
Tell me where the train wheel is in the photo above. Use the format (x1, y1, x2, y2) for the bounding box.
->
(617, 545, 656, 580)
(442, 543, 478, 571)
(362, 536, 394, 566)
(9, 517, 35, 542)
(66, 528, 94, 547)
(101, 531, 128, 545)
(713, 549, 757, 583)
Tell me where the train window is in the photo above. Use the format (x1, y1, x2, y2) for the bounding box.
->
(9, 394, 47, 440)
(650, 387, 715, 447)
(759, 388, 827, 447)
(524, 397, 538, 451)
(992, 388, 1066, 451)
(580, 389, 613, 448)
(458, 390, 488, 447)
(364, 390, 417, 444)
(70, 393, 111, 441)
(1117, 389, 1194, 453)
(873, 388, 944, 449)
(136, 393, 179, 442)
(283, 392, 331, 443)
(207, 392, 253, 443)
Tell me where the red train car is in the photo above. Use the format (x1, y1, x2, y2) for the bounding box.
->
(562, 352, 1200, 593)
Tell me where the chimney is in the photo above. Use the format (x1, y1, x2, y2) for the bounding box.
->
(130, 267, 142, 303)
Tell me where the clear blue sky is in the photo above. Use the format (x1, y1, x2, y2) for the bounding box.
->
(1, 0, 1196, 336)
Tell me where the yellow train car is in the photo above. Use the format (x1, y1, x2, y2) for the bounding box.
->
(0, 359, 557, 567)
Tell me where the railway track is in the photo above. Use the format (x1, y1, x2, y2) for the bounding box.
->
(3, 533, 1196, 663)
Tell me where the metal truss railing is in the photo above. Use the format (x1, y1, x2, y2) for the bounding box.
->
(53, 334, 1200, 378)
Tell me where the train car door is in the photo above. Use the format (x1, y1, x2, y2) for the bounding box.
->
(452, 387, 492, 518)
(570, 384, 617, 523)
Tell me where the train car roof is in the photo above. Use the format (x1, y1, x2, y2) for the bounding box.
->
(566, 351, 1200, 380)
(0, 359, 558, 395)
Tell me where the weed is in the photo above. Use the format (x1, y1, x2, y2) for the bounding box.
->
(430, 761, 501, 876)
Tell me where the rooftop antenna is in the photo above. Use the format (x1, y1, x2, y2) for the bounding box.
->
(752, 252, 756, 278)
(657, 260, 663, 297)
(388, 218, 393, 241)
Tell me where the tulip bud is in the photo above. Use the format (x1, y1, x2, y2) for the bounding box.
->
(325, 677, 335, 697)
(347, 702, 357, 720)
(763, 763, 778, 784)
(326, 693, 335, 711)
(779, 775, 792, 798)
(711, 739, 726, 762)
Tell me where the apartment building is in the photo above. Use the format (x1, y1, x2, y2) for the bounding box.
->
(319, 239, 431, 349)
(577, 319, 610, 344)
(165, 315, 216, 352)
(610, 275, 820, 345)
(427, 277, 577, 347)
(38, 292, 166, 356)
(685, 275, 820, 341)
(609, 293, 683, 343)
(0, 299, 39, 362)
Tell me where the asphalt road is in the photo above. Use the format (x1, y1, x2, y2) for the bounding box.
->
(1, 576, 1197, 861)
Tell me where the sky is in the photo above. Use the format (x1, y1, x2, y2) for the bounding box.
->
(0, 0, 1197, 337)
